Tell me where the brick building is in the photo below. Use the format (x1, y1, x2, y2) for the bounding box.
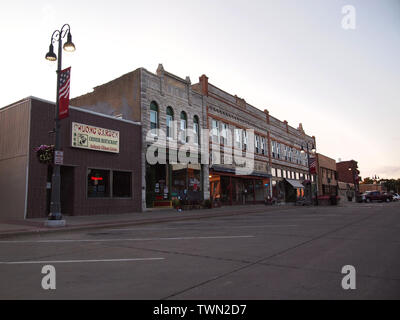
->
(337, 160, 360, 192)
(192, 74, 316, 204)
(71, 65, 208, 209)
(71, 64, 318, 207)
(316, 153, 338, 196)
(336, 160, 360, 201)
(0, 97, 142, 219)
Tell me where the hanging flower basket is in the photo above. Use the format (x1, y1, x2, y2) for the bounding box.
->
(33, 144, 55, 164)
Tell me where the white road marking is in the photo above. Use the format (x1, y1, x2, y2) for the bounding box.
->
(107, 225, 298, 232)
(0, 235, 255, 244)
(0, 258, 165, 265)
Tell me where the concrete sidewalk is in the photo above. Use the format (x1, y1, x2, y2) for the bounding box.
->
(0, 204, 298, 238)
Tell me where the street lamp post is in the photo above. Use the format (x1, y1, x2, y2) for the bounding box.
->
(45, 24, 75, 223)
(301, 142, 317, 205)
(349, 167, 360, 201)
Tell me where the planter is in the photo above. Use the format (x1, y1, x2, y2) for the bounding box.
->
(33, 145, 54, 164)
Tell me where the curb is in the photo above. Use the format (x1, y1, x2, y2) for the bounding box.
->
(0, 205, 302, 239)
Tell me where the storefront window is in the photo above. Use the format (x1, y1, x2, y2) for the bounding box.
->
(88, 169, 110, 198)
(244, 179, 254, 202)
(255, 180, 265, 201)
(113, 171, 132, 198)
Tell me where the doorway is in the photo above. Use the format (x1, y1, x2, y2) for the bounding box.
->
(46, 165, 75, 216)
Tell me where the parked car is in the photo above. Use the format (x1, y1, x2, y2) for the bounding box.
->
(364, 191, 393, 203)
(392, 193, 400, 201)
(361, 191, 371, 202)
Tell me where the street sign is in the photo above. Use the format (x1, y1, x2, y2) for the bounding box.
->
(54, 150, 64, 165)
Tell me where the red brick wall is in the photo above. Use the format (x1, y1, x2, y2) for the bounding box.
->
(337, 160, 359, 185)
(27, 98, 142, 218)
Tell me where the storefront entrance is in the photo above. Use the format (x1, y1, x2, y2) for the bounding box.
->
(146, 163, 203, 207)
(46, 165, 75, 216)
(210, 171, 270, 206)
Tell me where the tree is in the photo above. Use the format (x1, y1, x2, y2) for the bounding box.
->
(361, 177, 374, 184)
(383, 179, 400, 193)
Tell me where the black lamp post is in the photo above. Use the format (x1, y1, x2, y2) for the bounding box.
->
(301, 142, 317, 205)
(45, 24, 75, 221)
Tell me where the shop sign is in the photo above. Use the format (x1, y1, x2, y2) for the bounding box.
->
(72, 122, 119, 153)
(54, 151, 63, 165)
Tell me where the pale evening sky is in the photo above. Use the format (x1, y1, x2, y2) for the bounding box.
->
(0, 0, 399, 179)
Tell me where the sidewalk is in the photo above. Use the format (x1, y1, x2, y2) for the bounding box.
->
(0, 204, 297, 239)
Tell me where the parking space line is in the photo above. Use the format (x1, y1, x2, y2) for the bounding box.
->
(0, 235, 255, 244)
(0, 258, 165, 265)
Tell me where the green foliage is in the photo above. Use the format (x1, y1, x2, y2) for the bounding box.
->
(382, 179, 400, 193)
(361, 177, 374, 184)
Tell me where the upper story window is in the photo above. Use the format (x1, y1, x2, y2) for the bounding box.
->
(221, 122, 228, 145)
(180, 111, 187, 143)
(283, 145, 288, 161)
(166, 106, 174, 138)
(242, 130, 248, 150)
(271, 141, 276, 158)
(276, 143, 281, 159)
(289, 148, 292, 162)
(261, 137, 266, 155)
(211, 119, 219, 144)
(255, 135, 260, 153)
(193, 115, 200, 144)
(150, 102, 159, 130)
(234, 128, 242, 149)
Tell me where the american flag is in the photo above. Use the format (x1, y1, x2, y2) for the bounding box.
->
(309, 157, 317, 174)
(59, 67, 71, 119)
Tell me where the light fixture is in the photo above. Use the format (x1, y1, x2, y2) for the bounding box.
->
(45, 43, 57, 61)
(311, 145, 316, 154)
(63, 32, 76, 52)
(300, 146, 305, 154)
(209, 175, 212, 178)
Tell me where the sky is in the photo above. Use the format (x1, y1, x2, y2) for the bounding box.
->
(0, 0, 399, 179)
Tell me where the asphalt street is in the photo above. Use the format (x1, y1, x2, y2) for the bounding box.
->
(0, 202, 399, 299)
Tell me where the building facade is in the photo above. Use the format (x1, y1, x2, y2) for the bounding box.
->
(337, 160, 360, 201)
(192, 74, 316, 204)
(0, 97, 142, 219)
(71, 65, 209, 209)
(70, 64, 318, 208)
(337, 160, 360, 191)
(316, 153, 338, 196)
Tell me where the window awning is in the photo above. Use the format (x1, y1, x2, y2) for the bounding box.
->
(211, 165, 272, 178)
(285, 179, 304, 189)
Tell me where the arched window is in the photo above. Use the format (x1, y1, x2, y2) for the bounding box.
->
(180, 111, 187, 143)
(166, 107, 174, 138)
(193, 115, 199, 144)
(150, 102, 159, 130)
